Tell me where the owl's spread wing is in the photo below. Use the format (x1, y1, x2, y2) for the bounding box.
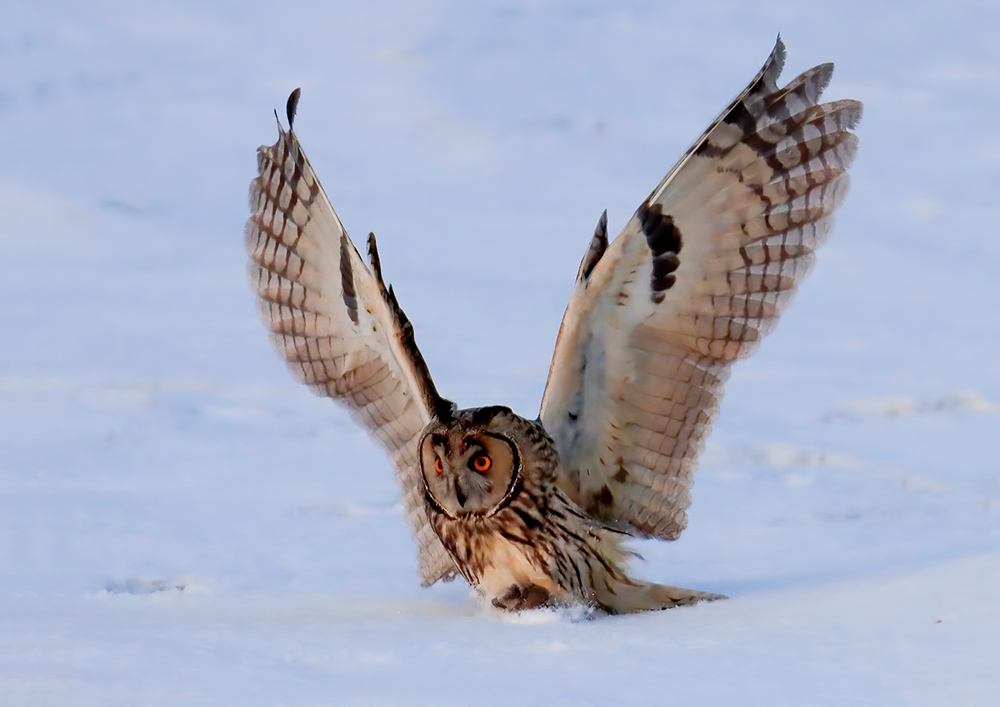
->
(245, 91, 458, 584)
(539, 39, 862, 540)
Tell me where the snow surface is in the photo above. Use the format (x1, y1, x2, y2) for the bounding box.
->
(2, 1, 999, 705)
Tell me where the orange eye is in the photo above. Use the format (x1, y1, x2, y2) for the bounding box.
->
(434, 457, 444, 474)
(472, 455, 491, 473)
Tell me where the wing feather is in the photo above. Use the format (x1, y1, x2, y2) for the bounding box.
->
(540, 39, 862, 539)
(245, 96, 457, 584)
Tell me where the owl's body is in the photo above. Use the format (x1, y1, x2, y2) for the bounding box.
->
(419, 407, 722, 612)
(245, 39, 862, 613)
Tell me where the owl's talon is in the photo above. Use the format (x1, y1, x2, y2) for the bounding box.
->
(492, 584, 552, 611)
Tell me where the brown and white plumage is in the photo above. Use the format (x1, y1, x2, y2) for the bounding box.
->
(418, 407, 723, 613)
(541, 38, 861, 542)
(245, 40, 861, 613)
(245, 89, 458, 585)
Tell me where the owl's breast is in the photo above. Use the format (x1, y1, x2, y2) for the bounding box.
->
(428, 510, 566, 603)
(472, 533, 562, 600)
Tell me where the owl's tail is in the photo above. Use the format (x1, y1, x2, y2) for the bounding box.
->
(591, 573, 727, 614)
(580, 529, 726, 613)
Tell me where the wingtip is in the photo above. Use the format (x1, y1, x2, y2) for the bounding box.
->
(578, 209, 609, 281)
(769, 34, 787, 75)
(367, 231, 386, 286)
(286, 87, 302, 129)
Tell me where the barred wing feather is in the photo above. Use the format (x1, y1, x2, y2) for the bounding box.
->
(540, 39, 862, 540)
(245, 92, 458, 584)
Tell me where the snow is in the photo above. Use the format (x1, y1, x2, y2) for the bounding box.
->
(2, 1, 998, 704)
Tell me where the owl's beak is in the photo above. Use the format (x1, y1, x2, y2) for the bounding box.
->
(454, 484, 468, 508)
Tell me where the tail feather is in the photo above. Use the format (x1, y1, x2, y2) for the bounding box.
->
(574, 517, 725, 613)
(592, 574, 726, 614)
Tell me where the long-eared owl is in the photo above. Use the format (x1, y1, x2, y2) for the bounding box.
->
(244, 39, 861, 614)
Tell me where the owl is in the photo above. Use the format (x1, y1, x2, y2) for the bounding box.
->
(245, 38, 862, 614)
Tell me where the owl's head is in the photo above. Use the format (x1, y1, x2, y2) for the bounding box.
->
(418, 406, 529, 517)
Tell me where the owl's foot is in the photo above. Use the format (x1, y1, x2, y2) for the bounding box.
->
(491, 583, 553, 611)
